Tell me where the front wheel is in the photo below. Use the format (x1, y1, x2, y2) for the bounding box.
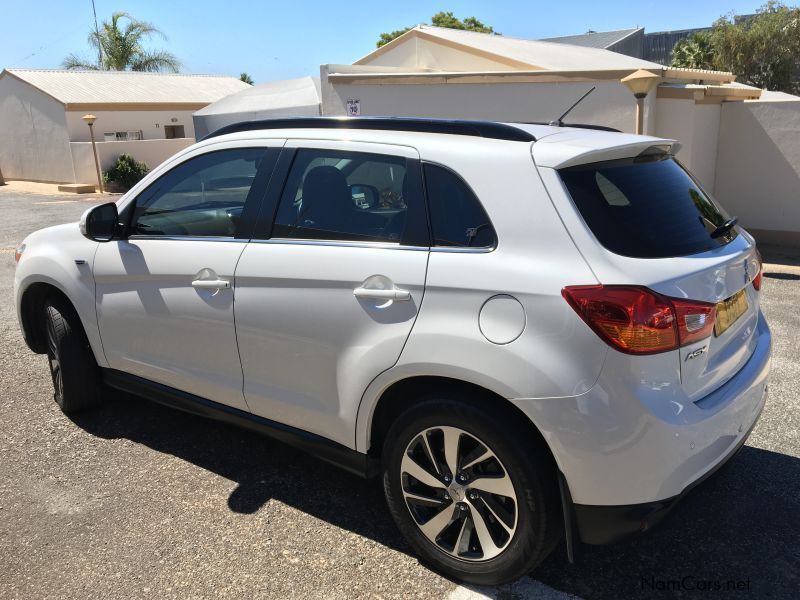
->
(382, 398, 560, 585)
(43, 296, 103, 413)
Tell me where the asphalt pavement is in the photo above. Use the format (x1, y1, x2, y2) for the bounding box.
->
(1, 186, 797, 599)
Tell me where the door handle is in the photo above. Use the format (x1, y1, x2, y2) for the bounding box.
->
(353, 287, 411, 301)
(192, 279, 231, 290)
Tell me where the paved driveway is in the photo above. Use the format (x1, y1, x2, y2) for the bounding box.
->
(1, 187, 798, 599)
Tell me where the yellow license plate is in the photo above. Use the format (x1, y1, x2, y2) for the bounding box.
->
(714, 289, 748, 337)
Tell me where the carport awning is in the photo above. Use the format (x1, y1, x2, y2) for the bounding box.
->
(193, 76, 321, 139)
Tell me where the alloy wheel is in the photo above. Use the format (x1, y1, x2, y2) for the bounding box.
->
(400, 426, 518, 561)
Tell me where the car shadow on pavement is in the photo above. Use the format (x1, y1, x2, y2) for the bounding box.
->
(69, 391, 410, 552)
(70, 392, 799, 599)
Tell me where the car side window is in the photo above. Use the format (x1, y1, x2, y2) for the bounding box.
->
(272, 149, 410, 243)
(423, 163, 496, 248)
(130, 148, 269, 238)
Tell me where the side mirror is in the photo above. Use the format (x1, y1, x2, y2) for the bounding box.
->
(79, 202, 119, 242)
(350, 184, 379, 209)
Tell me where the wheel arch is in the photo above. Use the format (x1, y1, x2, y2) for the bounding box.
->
(365, 375, 558, 471)
(19, 281, 91, 356)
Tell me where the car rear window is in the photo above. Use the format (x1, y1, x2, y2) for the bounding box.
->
(559, 153, 737, 258)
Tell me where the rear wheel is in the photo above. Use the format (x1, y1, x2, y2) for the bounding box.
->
(382, 398, 560, 585)
(44, 296, 103, 413)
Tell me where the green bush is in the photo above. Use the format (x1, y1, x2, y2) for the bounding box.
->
(103, 154, 149, 190)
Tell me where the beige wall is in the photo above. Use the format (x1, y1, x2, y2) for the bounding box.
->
(70, 138, 194, 185)
(65, 109, 197, 142)
(0, 74, 74, 182)
(655, 98, 720, 192)
(362, 37, 518, 71)
(322, 77, 653, 134)
(714, 98, 800, 241)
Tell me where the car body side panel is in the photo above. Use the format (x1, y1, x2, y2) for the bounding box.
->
(93, 238, 250, 411)
(14, 223, 107, 367)
(235, 140, 428, 448)
(355, 142, 607, 452)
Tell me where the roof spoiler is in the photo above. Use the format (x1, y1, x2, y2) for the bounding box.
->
(534, 136, 681, 169)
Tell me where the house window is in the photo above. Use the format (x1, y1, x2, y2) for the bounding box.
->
(164, 125, 186, 139)
(103, 130, 144, 142)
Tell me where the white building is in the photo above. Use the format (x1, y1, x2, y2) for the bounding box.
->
(198, 25, 800, 244)
(193, 76, 321, 139)
(0, 69, 249, 184)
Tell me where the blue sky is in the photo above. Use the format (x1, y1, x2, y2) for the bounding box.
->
(2, 1, 766, 82)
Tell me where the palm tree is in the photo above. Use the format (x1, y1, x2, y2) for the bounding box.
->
(63, 12, 180, 72)
(671, 32, 716, 71)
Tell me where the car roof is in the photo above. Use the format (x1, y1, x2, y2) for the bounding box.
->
(199, 117, 678, 170)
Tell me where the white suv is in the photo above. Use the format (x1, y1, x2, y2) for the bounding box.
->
(14, 118, 771, 584)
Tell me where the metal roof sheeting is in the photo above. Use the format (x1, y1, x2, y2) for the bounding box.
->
(540, 28, 642, 50)
(193, 77, 322, 139)
(2, 69, 250, 106)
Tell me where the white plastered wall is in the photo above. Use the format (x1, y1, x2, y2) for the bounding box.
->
(64, 109, 197, 142)
(654, 98, 721, 192)
(69, 138, 194, 184)
(0, 74, 73, 182)
(714, 98, 800, 242)
(321, 73, 655, 135)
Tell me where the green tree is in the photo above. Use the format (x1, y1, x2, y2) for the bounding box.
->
(377, 11, 498, 47)
(63, 11, 180, 72)
(671, 32, 716, 70)
(240, 72, 254, 85)
(709, 1, 800, 93)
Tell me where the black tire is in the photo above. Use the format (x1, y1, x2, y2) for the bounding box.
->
(383, 397, 561, 585)
(43, 296, 103, 413)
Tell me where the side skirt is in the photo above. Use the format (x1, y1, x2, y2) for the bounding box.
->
(102, 369, 380, 479)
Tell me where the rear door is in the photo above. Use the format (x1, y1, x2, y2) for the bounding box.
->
(233, 140, 429, 446)
(547, 149, 761, 400)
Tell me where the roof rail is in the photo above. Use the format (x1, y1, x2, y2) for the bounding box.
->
(527, 122, 622, 133)
(201, 116, 536, 142)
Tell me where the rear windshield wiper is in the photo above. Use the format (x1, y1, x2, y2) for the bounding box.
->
(710, 216, 738, 239)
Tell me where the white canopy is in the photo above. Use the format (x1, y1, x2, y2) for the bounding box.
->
(192, 76, 321, 139)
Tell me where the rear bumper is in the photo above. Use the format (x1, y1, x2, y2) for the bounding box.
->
(571, 402, 762, 544)
(512, 312, 771, 509)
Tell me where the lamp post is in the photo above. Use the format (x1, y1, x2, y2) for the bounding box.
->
(620, 70, 661, 135)
(82, 114, 103, 193)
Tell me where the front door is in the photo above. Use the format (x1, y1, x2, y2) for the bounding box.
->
(234, 141, 429, 445)
(94, 143, 281, 410)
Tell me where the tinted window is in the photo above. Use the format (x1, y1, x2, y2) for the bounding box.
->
(424, 164, 496, 248)
(272, 149, 410, 243)
(131, 148, 268, 237)
(559, 154, 737, 258)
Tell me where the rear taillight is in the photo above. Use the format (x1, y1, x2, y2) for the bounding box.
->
(752, 249, 763, 291)
(14, 243, 25, 264)
(562, 285, 715, 355)
(671, 297, 716, 346)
